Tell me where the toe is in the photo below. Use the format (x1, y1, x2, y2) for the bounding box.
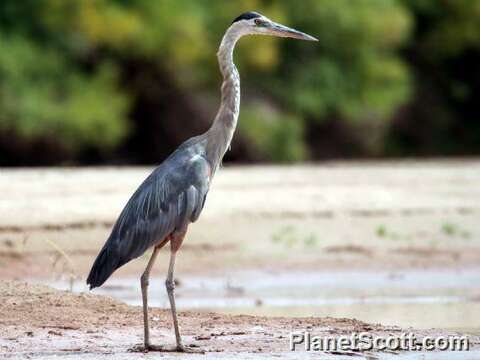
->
(178, 345, 205, 354)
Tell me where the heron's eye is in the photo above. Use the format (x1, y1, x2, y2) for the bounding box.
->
(254, 18, 267, 27)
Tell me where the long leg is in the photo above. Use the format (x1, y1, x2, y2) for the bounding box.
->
(165, 230, 203, 353)
(166, 231, 185, 350)
(140, 241, 166, 350)
(133, 232, 202, 353)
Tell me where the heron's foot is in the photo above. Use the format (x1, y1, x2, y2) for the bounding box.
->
(128, 344, 149, 353)
(129, 343, 204, 354)
(176, 343, 205, 354)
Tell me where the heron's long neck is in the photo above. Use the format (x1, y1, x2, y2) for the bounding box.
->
(205, 27, 241, 169)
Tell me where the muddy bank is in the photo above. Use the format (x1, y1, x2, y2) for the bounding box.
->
(1, 163, 480, 284)
(2, 163, 480, 280)
(1, 163, 480, 357)
(0, 281, 478, 359)
(53, 268, 480, 330)
(2, 161, 480, 229)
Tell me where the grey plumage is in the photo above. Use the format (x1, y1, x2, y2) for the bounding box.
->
(86, 11, 316, 352)
(87, 137, 210, 288)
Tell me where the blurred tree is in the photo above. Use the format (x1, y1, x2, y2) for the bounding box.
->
(239, 103, 306, 162)
(271, 0, 412, 155)
(0, 1, 130, 163)
(3, 0, 476, 164)
(387, 0, 480, 156)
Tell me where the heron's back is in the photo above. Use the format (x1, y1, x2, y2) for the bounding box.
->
(87, 138, 211, 289)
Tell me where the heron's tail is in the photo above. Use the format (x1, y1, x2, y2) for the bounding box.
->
(86, 243, 121, 289)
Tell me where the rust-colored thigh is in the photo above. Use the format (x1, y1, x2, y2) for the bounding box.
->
(170, 228, 188, 253)
(154, 236, 170, 251)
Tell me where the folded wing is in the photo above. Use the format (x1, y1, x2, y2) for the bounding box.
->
(87, 154, 211, 289)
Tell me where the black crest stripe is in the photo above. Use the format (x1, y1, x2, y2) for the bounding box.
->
(232, 11, 261, 24)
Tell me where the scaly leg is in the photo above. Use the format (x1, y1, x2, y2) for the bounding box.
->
(140, 245, 160, 349)
(165, 231, 203, 353)
(132, 232, 202, 353)
(166, 249, 182, 347)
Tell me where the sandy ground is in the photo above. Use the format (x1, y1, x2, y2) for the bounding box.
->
(1, 281, 478, 359)
(2, 161, 480, 229)
(1, 161, 480, 280)
(1, 161, 480, 358)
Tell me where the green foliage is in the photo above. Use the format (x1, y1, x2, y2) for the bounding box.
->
(401, 0, 480, 58)
(1, 0, 475, 162)
(269, 0, 412, 152)
(271, 225, 319, 249)
(0, 1, 130, 154)
(440, 222, 471, 239)
(399, 0, 480, 104)
(0, 0, 413, 160)
(376, 225, 387, 238)
(0, 35, 128, 152)
(239, 103, 306, 162)
(441, 222, 457, 236)
(384, 0, 480, 157)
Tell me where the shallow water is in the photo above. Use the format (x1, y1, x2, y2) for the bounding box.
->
(46, 268, 480, 331)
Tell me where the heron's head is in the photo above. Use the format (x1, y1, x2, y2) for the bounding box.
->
(231, 11, 317, 41)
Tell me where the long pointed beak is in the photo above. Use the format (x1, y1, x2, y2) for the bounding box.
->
(268, 22, 318, 41)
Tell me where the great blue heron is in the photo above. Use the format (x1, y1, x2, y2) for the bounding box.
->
(87, 11, 316, 353)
